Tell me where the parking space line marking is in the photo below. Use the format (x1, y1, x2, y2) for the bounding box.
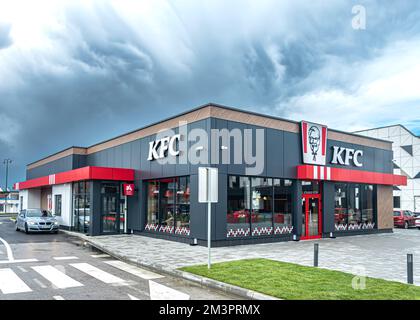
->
(104, 260, 163, 280)
(70, 263, 126, 284)
(33, 278, 47, 289)
(17, 266, 28, 273)
(0, 259, 38, 264)
(0, 237, 14, 261)
(148, 280, 190, 300)
(32, 265, 84, 289)
(53, 256, 79, 261)
(0, 268, 32, 294)
(90, 254, 110, 258)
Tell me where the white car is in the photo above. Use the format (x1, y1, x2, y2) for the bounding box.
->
(416, 218, 420, 230)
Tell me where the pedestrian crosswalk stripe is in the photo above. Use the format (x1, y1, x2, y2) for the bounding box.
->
(70, 263, 126, 284)
(104, 260, 164, 280)
(32, 265, 84, 289)
(149, 280, 190, 300)
(0, 268, 32, 294)
(53, 256, 79, 261)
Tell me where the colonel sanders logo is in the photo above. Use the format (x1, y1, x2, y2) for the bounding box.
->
(308, 126, 320, 161)
(301, 121, 327, 166)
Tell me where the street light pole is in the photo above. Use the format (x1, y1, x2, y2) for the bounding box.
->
(3, 159, 12, 214)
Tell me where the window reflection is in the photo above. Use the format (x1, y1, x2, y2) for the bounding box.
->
(227, 176, 293, 237)
(72, 181, 90, 233)
(334, 183, 376, 231)
(145, 176, 190, 236)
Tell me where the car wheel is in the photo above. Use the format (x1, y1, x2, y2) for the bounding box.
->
(404, 222, 409, 229)
(24, 223, 29, 234)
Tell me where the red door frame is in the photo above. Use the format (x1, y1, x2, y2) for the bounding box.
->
(301, 193, 322, 240)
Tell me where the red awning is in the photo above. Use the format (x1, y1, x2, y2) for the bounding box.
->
(297, 165, 407, 186)
(15, 166, 135, 190)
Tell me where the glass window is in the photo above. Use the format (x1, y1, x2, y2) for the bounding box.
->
(404, 210, 413, 216)
(174, 177, 190, 231)
(335, 183, 376, 230)
(361, 185, 375, 224)
(160, 179, 176, 228)
(251, 178, 273, 234)
(26, 209, 52, 217)
(101, 194, 117, 233)
(147, 181, 159, 225)
(393, 196, 401, 209)
(227, 176, 251, 236)
(302, 181, 319, 194)
(273, 179, 293, 232)
(72, 181, 91, 233)
(227, 176, 294, 237)
(348, 184, 361, 225)
(145, 176, 191, 235)
(54, 195, 62, 216)
(334, 184, 348, 227)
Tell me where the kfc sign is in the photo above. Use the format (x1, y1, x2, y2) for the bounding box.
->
(301, 121, 328, 166)
(331, 146, 363, 167)
(123, 184, 135, 196)
(147, 134, 180, 161)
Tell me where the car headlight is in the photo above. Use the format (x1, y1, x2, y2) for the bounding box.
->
(54, 221, 59, 225)
(27, 221, 36, 225)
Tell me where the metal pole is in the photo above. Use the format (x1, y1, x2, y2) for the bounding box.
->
(407, 253, 413, 284)
(314, 243, 319, 267)
(207, 201, 211, 269)
(3, 159, 11, 214)
(207, 169, 212, 269)
(124, 195, 128, 234)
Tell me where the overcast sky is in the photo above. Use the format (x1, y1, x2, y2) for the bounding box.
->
(0, 0, 420, 186)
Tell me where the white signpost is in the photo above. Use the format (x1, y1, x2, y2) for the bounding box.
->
(198, 167, 218, 269)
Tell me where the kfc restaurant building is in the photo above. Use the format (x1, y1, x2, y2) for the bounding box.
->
(15, 104, 407, 246)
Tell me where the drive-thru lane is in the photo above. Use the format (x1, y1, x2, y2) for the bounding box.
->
(0, 217, 238, 300)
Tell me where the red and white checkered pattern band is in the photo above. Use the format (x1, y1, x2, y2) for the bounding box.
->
(334, 222, 375, 231)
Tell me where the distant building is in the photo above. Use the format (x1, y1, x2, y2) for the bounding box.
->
(0, 190, 20, 213)
(355, 125, 420, 212)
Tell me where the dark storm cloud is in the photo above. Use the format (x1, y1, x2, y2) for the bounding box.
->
(0, 0, 420, 186)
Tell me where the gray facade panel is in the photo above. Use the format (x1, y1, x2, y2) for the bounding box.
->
(322, 182, 335, 233)
(189, 173, 208, 240)
(266, 128, 284, 178)
(283, 131, 301, 179)
(27, 155, 74, 179)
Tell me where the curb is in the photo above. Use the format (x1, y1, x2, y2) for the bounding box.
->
(62, 230, 278, 300)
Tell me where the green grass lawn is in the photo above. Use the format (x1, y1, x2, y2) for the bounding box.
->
(180, 258, 420, 300)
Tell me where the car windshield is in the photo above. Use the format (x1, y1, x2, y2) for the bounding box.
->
(26, 209, 52, 218)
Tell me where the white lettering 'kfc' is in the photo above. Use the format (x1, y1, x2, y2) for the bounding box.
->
(147, 134, 180, 160)
(331, 146, 363, 167)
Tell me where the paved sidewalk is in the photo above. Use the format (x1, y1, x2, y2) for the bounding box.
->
(67, 229, 420, 286)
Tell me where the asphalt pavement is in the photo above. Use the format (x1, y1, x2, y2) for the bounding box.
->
(0, 217, 238, 300)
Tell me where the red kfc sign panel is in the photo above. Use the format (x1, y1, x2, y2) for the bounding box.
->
(123, 183, 135, 196)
